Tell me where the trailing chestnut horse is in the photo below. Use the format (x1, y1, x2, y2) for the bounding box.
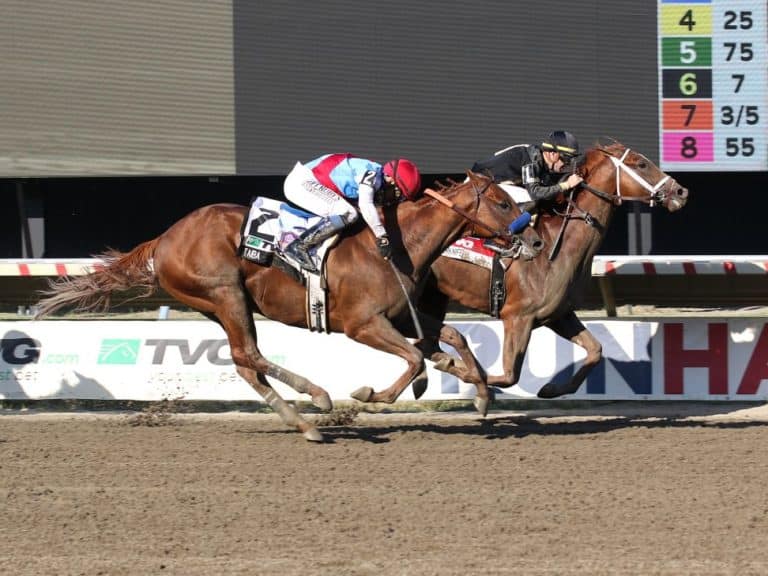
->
(418, 141, 690, 414)
(35, 171, 540, 441)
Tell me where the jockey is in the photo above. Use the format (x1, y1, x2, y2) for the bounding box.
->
(282, 153, 422, 273)
(471, 130, 584, 207)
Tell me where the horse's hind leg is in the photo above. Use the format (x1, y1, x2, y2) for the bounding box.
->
(191, 292, 329, 440)
(261, 362, 332, 412)
(237, 366, 323, 442)
(199, 312, 332, 412)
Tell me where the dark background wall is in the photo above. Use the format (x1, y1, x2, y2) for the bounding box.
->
(1, 169, 765, 258)
(1, 1, 765, 258)
(233, 0, 661, 174)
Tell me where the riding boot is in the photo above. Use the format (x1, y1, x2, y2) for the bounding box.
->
(283, 215, 346, 273)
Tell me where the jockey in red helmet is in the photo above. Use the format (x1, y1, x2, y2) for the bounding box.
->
(282, 154, 422, 273)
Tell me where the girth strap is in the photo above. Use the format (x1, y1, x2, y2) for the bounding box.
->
(489, 255, 506, 318)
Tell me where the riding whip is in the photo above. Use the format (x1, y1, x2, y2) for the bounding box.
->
(388, 260, 424, 340)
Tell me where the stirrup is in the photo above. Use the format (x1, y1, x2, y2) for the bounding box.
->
(483, 238, 523, 259)
(284, 244, 318, 273)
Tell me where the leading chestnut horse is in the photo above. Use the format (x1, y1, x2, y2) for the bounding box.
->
(35, 171, 539, 441)
(418, 141, 690, 414)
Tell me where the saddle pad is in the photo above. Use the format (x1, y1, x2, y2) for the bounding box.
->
(441, 237, 495, 270)
(241, 197, 319, 263)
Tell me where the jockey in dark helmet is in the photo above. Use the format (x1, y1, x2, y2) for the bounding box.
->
(471, 130, 583, 207)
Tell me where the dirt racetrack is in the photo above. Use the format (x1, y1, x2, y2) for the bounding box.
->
(3, 403, 768, 576)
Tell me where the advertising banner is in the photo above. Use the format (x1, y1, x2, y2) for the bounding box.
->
(1, 319, 767, 402)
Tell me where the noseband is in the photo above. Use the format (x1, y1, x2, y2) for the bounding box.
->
(580, 148, 671, 207)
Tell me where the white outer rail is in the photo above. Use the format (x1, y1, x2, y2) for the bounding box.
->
(2, 256, 768, 277)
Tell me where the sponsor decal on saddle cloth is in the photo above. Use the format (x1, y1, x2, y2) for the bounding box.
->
(442, 237, 496, 270)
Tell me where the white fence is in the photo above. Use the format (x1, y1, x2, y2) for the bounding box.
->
(2, 256, 767, 316)
(2, 256, 766, 277)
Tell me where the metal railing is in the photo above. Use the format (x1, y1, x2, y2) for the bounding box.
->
(2, 256, 767, 317)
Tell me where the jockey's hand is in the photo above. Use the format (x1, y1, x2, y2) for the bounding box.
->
(564, 174, 583, 190)
(376, 235, 392, 260)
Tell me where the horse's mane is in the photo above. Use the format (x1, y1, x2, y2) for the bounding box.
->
(594, 138, 626, 157)
(575, 138, 626, 174)
(429, 170, 489, 193)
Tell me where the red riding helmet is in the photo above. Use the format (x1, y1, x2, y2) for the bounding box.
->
(383, 158, 422, 200)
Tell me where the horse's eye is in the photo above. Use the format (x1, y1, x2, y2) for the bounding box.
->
(637, 161, 647, 169)
(498, 201, 510, 210)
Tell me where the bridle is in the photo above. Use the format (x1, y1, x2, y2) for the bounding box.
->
(548, 146, 672, 260)
(424, 176, 518, 241)
(579, 147, 672, 207)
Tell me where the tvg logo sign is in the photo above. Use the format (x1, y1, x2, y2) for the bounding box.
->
(98, 339, 141, 365)
(1, 338, 41, 365)
(145, 339, 232, 365)
(96, 338, 232, 366)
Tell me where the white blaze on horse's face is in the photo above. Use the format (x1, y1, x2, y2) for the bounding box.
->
(609, 148, 671, 207)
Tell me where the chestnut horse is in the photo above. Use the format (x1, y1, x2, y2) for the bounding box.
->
(35, 171, 540, 441)
(418, 141, 690, 414)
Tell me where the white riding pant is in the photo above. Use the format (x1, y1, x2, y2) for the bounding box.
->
(284, 162, 359, 222)
(498, 181, 532, 204)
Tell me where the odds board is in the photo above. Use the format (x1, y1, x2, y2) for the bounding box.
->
(659, 0, 767, 171)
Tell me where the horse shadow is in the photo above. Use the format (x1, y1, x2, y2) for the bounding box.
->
(252, 409, 768, 444)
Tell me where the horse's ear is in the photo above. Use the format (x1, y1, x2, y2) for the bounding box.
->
(466, 169, 486, 182)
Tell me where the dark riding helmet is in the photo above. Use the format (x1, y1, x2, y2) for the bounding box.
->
(542, 130, 580, 160)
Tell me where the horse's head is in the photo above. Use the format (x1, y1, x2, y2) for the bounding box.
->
(579, 142, 689, 212)
(427, 171, 543, 258)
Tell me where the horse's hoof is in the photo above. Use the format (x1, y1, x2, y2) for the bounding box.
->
(537, 383, 561, 399)
(312, 390, 333, 412)
(473, 395, 489, 417)
(350, 386, 374, 402)
(302, 426, 324, 442)
(411, 377, 428, 400)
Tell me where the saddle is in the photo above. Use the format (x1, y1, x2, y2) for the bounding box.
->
(441, 237, 509, 318)
(238, 197, 338, 332)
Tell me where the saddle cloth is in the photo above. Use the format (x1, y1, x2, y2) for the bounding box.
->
(240, 197, 322, 264)
(239, 196, 332, 333)
(441, 237, 496, 270)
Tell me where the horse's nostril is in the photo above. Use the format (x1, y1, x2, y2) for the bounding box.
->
(678, 187, 689, 198)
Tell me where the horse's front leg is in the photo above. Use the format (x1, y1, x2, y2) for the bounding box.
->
(415, 323, 493, 416)
(347, 315, 428, 404)
(487, 314, 535, 391)
(410, 313, 485, 382)
(537, 310, 602, 398)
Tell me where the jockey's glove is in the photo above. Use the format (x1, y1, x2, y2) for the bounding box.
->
(376, 235, 392, 260)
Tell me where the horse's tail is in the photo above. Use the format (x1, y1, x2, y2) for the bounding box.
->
(35, 238, 161, 319)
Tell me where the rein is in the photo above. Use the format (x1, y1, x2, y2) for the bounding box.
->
(424, 179, 513, 240)
(549, 189, 599, 260)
